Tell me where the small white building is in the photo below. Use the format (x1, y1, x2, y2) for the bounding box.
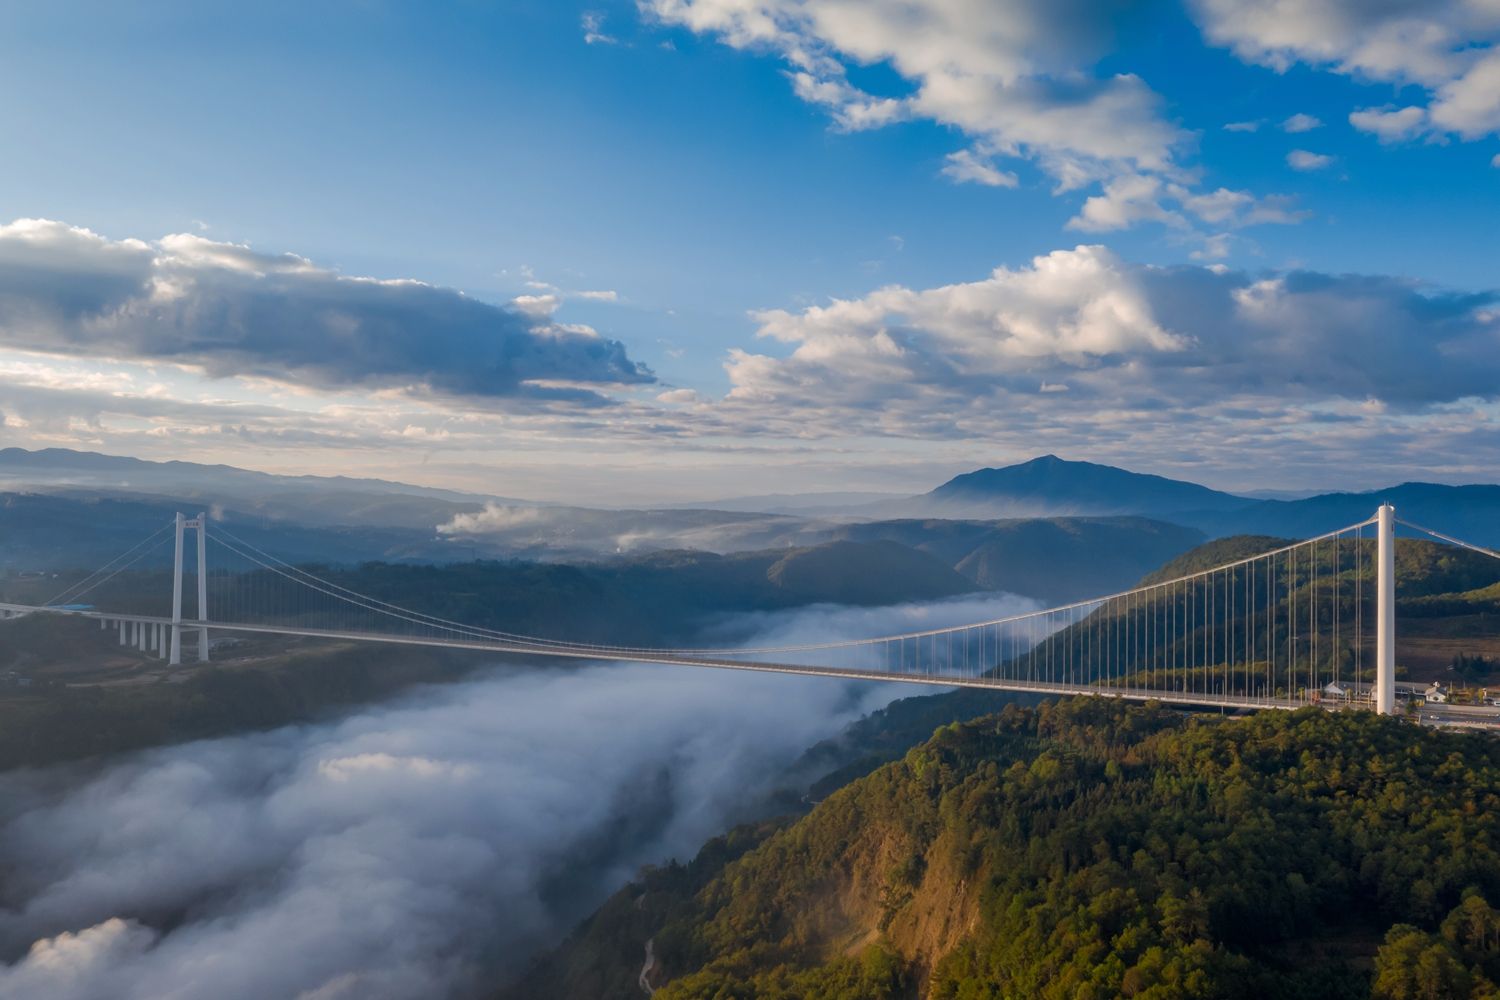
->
(1323, 682, 1348, 700)
(1425, 682, 1449, 704)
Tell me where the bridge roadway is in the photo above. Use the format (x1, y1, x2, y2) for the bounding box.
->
(3, 603, 1315, 714)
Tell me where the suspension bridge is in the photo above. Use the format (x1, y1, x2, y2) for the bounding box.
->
(4, 505, 1499, 718)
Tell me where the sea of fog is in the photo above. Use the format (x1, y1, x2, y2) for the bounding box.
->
(0, 592, 1037, 1000)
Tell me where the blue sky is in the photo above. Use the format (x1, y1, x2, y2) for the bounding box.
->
(0, 0, 1497, 501)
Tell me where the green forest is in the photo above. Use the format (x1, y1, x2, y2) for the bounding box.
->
(511, 700, 1500, 999)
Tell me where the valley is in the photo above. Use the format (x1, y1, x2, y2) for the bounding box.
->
(2, 449, 1499, 999)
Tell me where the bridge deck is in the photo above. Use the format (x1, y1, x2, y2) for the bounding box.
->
(1, 605, 1327, 714)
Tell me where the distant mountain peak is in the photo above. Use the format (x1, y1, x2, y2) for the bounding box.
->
(907, 455, 1250, 519)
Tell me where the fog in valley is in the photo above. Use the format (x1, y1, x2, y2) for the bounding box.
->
(0, 593, 1036, 1000)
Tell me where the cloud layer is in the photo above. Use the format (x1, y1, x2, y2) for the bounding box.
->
(0, 220, 653, 405)
(0, 595, 1030, 1000)
(728, 245, 1498, 404)
(707, 246, 1500, 466)
(3, 218, 1498, 496)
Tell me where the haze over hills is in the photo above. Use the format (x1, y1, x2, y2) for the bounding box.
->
(659, 491, 908, 516)
(0, 492, 1201, 607)
(1176, 482, 1500, 547)
(826, 516, 1204, 605)
(6, 447, 1500, 562)
(0, 447, 518, 530)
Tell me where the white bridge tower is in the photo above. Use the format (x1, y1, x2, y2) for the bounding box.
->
(1376, 503, 1396, 715)
(169, 512, 210, 666)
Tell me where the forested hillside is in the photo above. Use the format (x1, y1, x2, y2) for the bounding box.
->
(832, 516, 1203, 604)
(1025, 535, 1500, 695)
(509, 700, 1500, 999)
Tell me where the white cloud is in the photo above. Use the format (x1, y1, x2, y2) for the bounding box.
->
(574, 289, 620, 302)
(940, 149, 1018, 187)
(640, 0, 1220, 227)
(5, 215, 1497, 498)
(1349, 105, 1428, 142)
(1223, 119, 1261, 132)
(1287, 149, 1334, 170)
(1492, 152, 1500, 168)
(0, 219, 653, 406)
(1429, 49, 1500, 138)
(510, 293, 560, 317)
(1068, 174, 1186, 231)
(716, 247, 1500, 455)
(1190, 233, 1234, 260)
(655, 387, 703, 404)
(1191, 0, 1500, 142)
(1281, 112, 1322, 132)
(582, 10, 619, 44)
(743, 245, 1187, 372)
(787, 70, 906, 129)
(1068, 178, 1307, 232)
(641, 2, 1344, 238)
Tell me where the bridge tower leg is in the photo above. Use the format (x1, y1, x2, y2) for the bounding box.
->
(196, 512, 209, 663)
(170, 513, 184, 665)
(1376, 503, 1396, 715)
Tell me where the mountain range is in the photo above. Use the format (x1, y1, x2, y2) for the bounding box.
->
(3, 447, 1498, 560)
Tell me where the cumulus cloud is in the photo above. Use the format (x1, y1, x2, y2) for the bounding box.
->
(640, 0, 1295, 234)
(0, 219, 654, 405)
(716, 246, 1500, 450)
(1349, 105, 1428, 143)
(5, 216, 1497, 498)
(1190, 233, 1234, 260)
(1281, 112, 1322, 132)
(655, 387, 703, 404)
(1064, 175, 1309, 232)
(1176, 187, 1307, 226)
(1068, 174, 1187, 232)
(1191, 0, 1500, 142)
(0, 594, 1035, 1000)
(1286, 149, 1334, 170)
(940, 149, 1018, 188)
(508, 293, 560, 317)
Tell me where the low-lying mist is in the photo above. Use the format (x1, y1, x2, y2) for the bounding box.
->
(0, 593, 1036, 1000)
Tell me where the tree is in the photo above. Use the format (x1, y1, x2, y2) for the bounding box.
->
(1372, 925, 1472, 1000)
